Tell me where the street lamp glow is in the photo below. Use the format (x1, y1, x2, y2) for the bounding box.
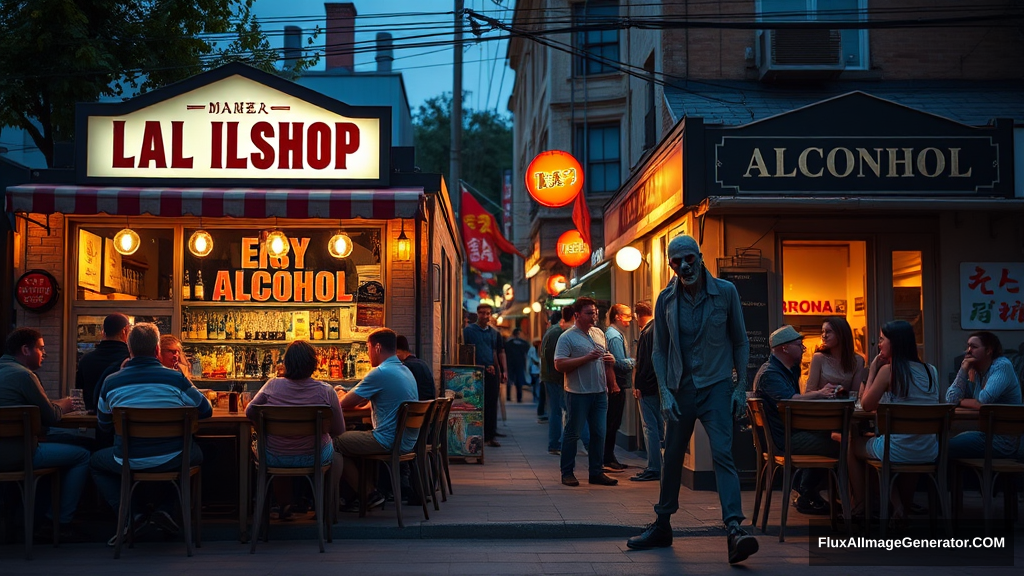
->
(531, 302, 542, 313)
(615, 246, 643, 272)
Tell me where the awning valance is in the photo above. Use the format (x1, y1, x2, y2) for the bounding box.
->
(4, 184, 424, 220)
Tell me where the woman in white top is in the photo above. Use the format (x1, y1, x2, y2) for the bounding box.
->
(805, 316, 866, 394)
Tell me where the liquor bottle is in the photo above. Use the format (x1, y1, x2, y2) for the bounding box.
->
(261, 351, 273, 380)
(329, 347, 342, 380)
(188, 313, 198, 340)
(247, 348, 260, 379)
(234, 348, 245, 379)
(225, 312, 235, 340)
(198, 313, 208, 340)
(194, 270, 205, 300)
(356, 347, 370, 379)
(182, 270, 191, 301)
(328, 310, 339, 340)
(312, 313, 325, 340)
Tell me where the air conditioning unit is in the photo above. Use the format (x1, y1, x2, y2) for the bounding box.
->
(757, 28, 844, 81)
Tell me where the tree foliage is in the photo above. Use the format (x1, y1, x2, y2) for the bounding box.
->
(0, 0, 318, 166)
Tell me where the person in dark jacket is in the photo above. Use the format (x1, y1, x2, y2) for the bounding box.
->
(396, 335, 436, 401)
(76, 314, 130, 411)
(630, 303, 662, 482)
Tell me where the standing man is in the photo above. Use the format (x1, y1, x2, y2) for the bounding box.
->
(540, 309, 568, 455)
(76, 313, 130, 411)
(462, 303, 506, 447)
(554, 296, 619, 487)
(626, 234, 759, 565)
(396, 335, 436, 401)
(630, 302, 663, 482)
(504, 328, 531, 403)
(603, 304, 635, 472)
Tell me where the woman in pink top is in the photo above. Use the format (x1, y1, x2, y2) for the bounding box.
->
(806, 316, 867, 394)
(246, 341, 345, 517)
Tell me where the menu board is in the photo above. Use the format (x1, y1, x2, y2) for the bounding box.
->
(719, 270, 771, 387)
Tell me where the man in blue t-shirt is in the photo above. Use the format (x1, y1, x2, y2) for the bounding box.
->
(336, 328, 419, 509)
(462, 303, 506, 446)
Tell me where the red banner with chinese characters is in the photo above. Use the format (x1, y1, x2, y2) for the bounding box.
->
(461, 187, 524, 272)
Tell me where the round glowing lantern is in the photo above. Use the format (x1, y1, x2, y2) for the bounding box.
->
(556, 229, 591, 267)
(546, 274, 568, 296)
(525, 150, 584, 208)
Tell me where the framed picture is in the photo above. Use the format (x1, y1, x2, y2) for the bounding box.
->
(77, 229, 102, 292)
(103, 238, 122, 290)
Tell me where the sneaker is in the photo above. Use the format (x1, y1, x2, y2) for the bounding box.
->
(588, 473, 619, 486)
(603, 462, 627, 473)
(561, 474, 580, 487)
(794, 495, 829, 516)
(548, 449, 561, 455)
(107, 513, 149, 547)
(630, 470, 661, 482)
(626, 521, 673, 550)
(151, 510, 181, 535)
(727, 524, 759, 564)
(365, 491, 386, 510)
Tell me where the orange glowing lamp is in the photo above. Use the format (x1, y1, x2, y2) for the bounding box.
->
(546, 274, 568, 296)
(556, 229, 591, 268)
(525, 150, 584, 208)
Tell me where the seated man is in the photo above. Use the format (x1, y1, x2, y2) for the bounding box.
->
(90, 323, 212, 543)
(76, 313, 130, 412)
(334, 328, 419, 510)
(945, 331, 1023, 459)
(754, 326, 839, 515)
(0, 328, 91, 541)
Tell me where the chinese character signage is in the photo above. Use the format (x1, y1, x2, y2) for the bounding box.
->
(460, 186, 523, 272)
(960, 262, 1023, 329)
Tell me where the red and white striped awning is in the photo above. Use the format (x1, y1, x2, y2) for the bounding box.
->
(4, 184, 424, 219)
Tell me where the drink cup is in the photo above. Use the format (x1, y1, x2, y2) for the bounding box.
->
(69, 389, 85, 412)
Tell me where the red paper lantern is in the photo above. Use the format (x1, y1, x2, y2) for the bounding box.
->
(546, 274, 568, 296)
(556, 230, 591, 268)
(525, 150, 584, 208)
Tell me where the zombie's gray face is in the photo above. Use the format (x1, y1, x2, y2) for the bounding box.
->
(667, 235, 702, 286)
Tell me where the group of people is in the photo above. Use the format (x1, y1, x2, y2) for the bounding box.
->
(1, 311, 435, 544)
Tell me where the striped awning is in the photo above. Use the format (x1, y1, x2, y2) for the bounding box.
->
(4, 184, 424, 219)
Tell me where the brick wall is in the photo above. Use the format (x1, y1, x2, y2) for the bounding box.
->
(16, 213, 65, 397)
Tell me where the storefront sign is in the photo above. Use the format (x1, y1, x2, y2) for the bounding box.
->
(502, 169, 513, 238)
(79, 64, 390, 186)
(782, 300, 839, 315)
(960, 262, 1023, 329)
(524, 239, 541, 278)
(356, 281, 385, 327)
(556, 229, 590, 268)
(590, 247, 604, 268)
(546, 274, 568, 296)
(16, 270, 60, 313)
(609, 144, 682, 240)
(525, 150, 584, 208)
(718, 271, 770, 387)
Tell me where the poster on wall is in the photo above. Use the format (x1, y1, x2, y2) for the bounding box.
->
(103, 238, 122, 290)
(442, 365, 484, 411)
(355, 281, 385, 327)
(78, 229, 102, 292)
(960, 262, 1024, 330)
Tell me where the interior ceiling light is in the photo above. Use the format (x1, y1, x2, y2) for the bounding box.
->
(328, 232, 354, 259)
(188, 229, 214, 258)
(113, 228, 140, 256)
(264, 230, 290, 258)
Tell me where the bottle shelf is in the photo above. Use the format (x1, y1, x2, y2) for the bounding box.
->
(181, 302, 354, 308)
(193, 378, 360, 384)
(183, 339, 356, 345)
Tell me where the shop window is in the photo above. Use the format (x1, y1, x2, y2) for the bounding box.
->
(573, 0, 620, 76)
(892, 250, 924, 360)
(758, 0, 868, 69)
(574, 123, 621, 195)
(76, 314, 171, 364)
(781, 240, 868, 387)
(73, 225, 174, 301)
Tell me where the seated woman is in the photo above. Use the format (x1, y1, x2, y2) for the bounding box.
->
(839, 320, 939, 521)
(805, 316, 867, 395)
(945, 331, 1022, 459)
(246, 341, 345, 518)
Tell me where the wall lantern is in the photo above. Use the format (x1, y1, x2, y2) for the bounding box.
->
(556, 229, 590, 267)
(263, 230, 290, 258)
(396, 219, 412, 261)
(531, 302, 542, 313)
(328, 232, 354, 259)
(113, 228, 140, 256)
(188, 230, 214, 258)
(525, 150, 584, 208)
(615, 246, 643, 272)
(546, 274, 568, 296)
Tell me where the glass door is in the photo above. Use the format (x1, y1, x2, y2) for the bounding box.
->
(875, 234, 936, 366)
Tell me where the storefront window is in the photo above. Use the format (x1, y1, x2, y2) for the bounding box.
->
(74, 226, 174, 301)
(892, 250, 924, 360)
(76, 314, 171, 364)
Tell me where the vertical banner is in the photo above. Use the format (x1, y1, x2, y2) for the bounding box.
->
(502, 169, 513, 239)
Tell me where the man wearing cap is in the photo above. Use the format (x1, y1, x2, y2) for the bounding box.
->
(627, 234, 758, 564)
(754, 325, 840, 515)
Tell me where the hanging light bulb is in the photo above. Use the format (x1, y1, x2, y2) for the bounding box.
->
(396, 219, 412, 261)
(328, 232, 354, 259)
(188, 229, 214, 257)
(264, 230, 290, 258)
(113, 228, 140, 256)
(531, 302, 543, 313)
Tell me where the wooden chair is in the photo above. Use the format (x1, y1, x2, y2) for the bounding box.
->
(0, 406, 61, 560)
(745, 398, 775, 532)
(249, 405, 334, 554)
(426, 397, 454, 507)
(865, 403, 955, 538)
(111, 407, 201, 559)
(777, 399, 854, 542)
(352, 400, 435, 528)
(953, 404, 1024, 530)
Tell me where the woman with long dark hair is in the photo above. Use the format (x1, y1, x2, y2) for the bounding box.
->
(805, 316, 867, 394)
(838, 320, 939, 520)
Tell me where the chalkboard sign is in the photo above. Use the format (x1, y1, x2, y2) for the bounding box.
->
(719, 270, 771, 387)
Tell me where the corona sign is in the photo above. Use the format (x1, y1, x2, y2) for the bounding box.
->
(556, 229, 590, 268)
(546, 274, 568, 296)
(525, 150, 584, 208)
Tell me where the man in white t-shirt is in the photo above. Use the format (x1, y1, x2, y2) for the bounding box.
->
(554, 296, 620, 487)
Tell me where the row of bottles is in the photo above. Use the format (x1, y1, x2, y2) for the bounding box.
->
(185, 343, 370, 381)
(181, 308, 348, 342)
(182, 270, 204, 301)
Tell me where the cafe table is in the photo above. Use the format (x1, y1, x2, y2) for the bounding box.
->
(55, 406, 372, 542)
(852, 406, 981, 433)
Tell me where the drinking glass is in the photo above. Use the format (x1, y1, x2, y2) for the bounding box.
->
(69, 388, 85, 412)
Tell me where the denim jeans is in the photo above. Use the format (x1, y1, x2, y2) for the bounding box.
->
(637, 393, 665, 474)
(90, 444, 204, 513)
(544, 382, 565, 452)
(655, 381, 744, 526)
(560, 392, 607, 477)
(948, 431, 1024, 460)
(533, 375, 544, 416)
(33, 441, 91, 524)
(265, 442, 335, 467)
